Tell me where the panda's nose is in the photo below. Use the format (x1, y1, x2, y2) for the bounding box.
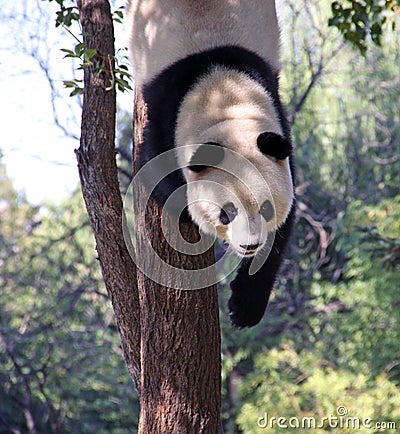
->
(240, 243, 260, 252)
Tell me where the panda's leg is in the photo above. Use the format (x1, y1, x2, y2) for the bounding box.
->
(228, 208, 294, 328)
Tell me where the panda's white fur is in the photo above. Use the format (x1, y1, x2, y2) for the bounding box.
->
(175, 66, 293, 256)
(127, 0, 281, 86)
(127, 0, 295, 327)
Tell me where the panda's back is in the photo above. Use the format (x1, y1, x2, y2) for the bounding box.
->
(127, 0, 281, 85)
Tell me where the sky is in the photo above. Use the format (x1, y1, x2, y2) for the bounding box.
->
(0, 0, 130, 205)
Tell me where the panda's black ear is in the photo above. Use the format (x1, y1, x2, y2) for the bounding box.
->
(257, 132, 292, 160)
(188, 142, 225, 172)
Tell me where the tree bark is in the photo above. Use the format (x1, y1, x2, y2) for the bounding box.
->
(75, 0, 141, 390)
(133, 92, 222, 434)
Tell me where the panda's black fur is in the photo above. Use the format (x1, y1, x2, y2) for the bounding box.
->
(139, 45, 295, 328)
(229, 207, 294, 327)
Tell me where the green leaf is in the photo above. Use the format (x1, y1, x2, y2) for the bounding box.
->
(84, 48, 97, 62)
(75, 42, 87, 57)
(60, 48, 76, 58)
(70, 87, 84, 97)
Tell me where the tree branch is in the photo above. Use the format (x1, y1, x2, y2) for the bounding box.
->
(288, 1, 346, 126)
(0, 329, 37, 434)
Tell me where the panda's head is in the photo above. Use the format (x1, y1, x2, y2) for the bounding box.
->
(180, 132, 293, 258)
(174, 67, 294, 257)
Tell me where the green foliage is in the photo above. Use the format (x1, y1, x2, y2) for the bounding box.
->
(61, 43, 97, 96)
(112, 50, 133, 93)
(0, 163, 139, 433)
(44, 0, 79, 28)
(62, 44, 132, 96)
(329, 0, 400, 53)
(113, 5, 126, 24)
(43, 0, 132, 95)
(237, 344, 400, 433)
(347, 197, 400, 267)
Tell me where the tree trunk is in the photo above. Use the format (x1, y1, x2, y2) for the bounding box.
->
(133, 92, 222, 433)
(76, 1, 222, 431)
(75, 0, 141, 389)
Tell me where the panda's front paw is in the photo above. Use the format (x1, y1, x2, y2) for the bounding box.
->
(228, 290, 267, 328)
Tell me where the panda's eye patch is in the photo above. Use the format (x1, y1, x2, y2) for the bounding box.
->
(257, 132, 292, 160)
(219, 202, 238, 225)
(260, 199, 275, 222)
(188, 142, 225, 172)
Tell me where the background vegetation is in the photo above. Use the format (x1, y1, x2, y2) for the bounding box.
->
(1, 0, 399, 432)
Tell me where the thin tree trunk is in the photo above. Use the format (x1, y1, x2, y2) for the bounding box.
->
(75, 0, 141, 390)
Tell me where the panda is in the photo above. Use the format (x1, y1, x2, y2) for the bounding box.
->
(127, 0, 295, 328)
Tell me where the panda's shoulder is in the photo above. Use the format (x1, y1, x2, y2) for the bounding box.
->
(143, 46, 277, 108)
